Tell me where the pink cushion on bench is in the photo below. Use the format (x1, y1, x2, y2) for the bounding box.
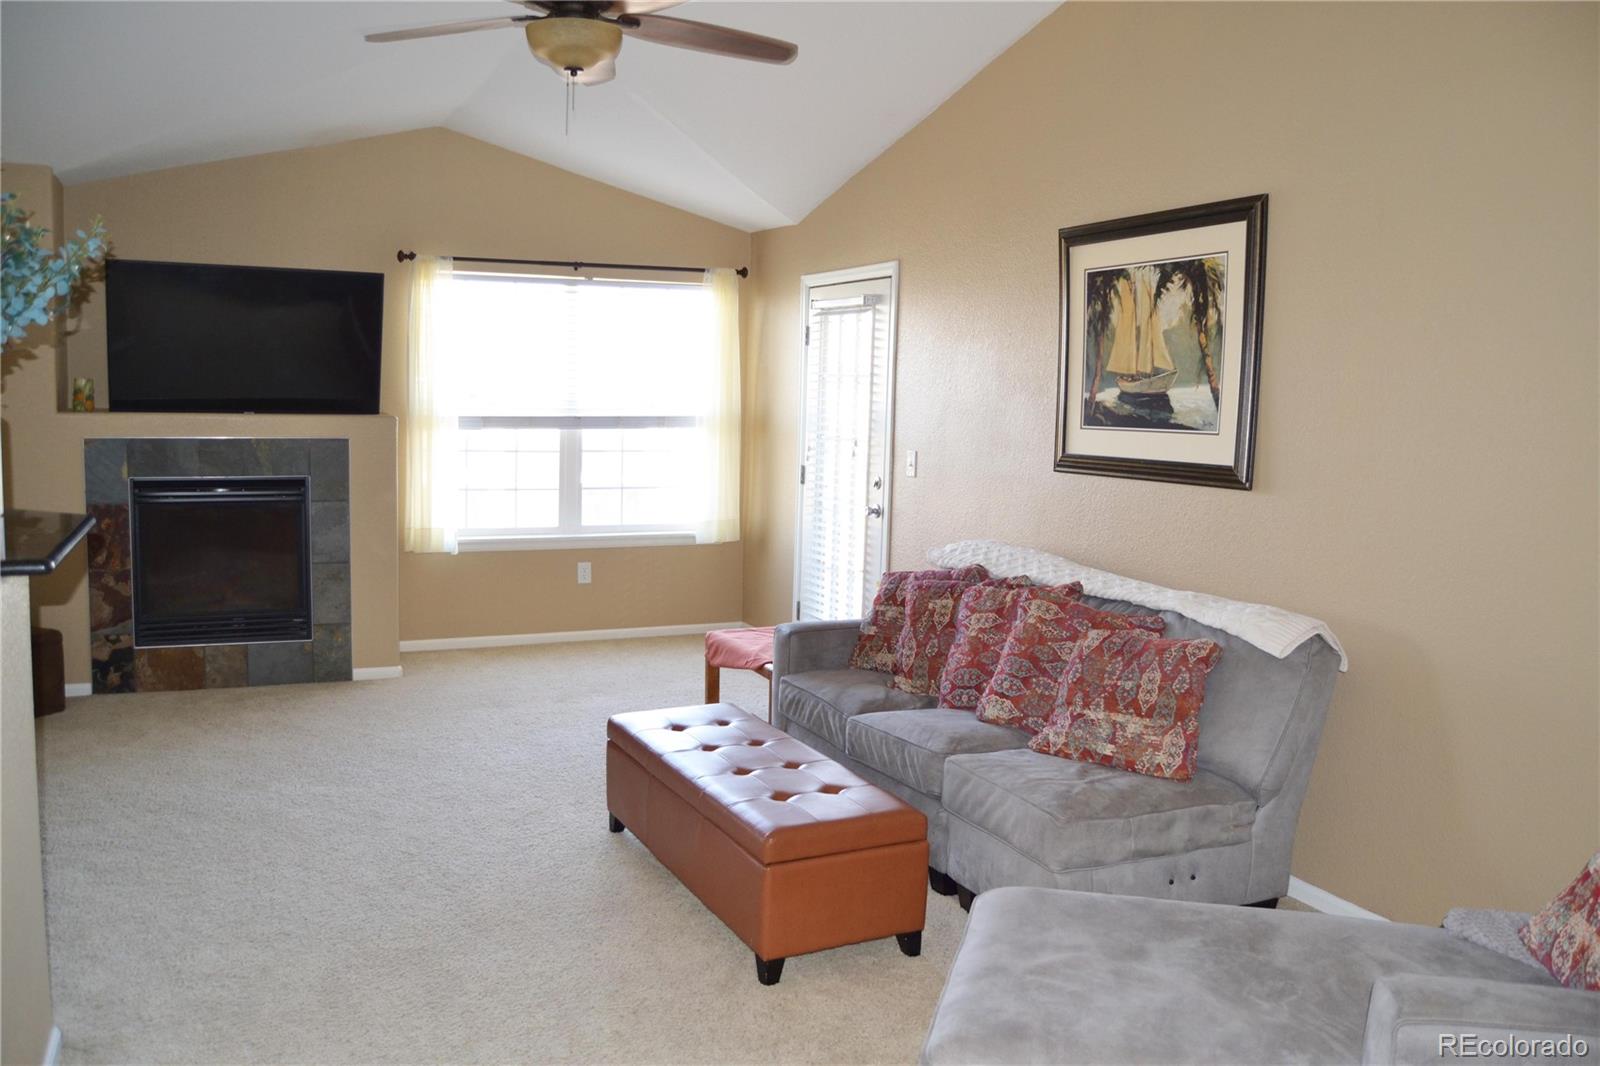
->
(706, 627, 777, 671)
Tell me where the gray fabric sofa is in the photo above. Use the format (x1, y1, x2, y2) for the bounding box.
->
(771, 589, 1341, 907)
(922, 888, 1598, 1064)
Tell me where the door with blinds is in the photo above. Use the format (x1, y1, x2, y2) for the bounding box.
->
(794, 266, 898, 621)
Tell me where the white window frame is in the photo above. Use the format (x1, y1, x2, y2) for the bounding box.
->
(446, 273, 708, 552)
(791, 261, 901, 620)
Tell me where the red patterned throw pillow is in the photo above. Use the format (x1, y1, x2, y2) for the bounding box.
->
(1028, 628, 1222, 781)
(891, 575, 1025, 696)
(976, 598, 1166, 734)
(1520, 852, 1600, 990)
(938, 582, 1081, 710)
(849, 566, 988, 674)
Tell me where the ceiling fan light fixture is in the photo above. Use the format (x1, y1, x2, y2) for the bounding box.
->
(525, 17, 623, 75)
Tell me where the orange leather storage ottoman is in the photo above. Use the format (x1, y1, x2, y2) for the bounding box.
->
(606, 702, 928, 985)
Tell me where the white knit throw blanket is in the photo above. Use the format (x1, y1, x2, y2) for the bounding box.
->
(927, 539, 1349, 671)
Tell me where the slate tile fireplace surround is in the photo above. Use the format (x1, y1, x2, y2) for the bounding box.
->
(84, 437, 352, 693)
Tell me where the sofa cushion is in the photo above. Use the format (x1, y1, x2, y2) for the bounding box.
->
(845, 708, 1031, 798)
(922, 887, 1561, 1066)
(777, 669, 934, 752)
(943, 748, 1256, 872)
(1029, 629, 1223, 781)
(938, 582, 1081, 710)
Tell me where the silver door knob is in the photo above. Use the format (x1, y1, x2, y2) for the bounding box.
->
(866, 505, 884, 518)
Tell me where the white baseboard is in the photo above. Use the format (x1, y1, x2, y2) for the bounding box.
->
(1287, 876, 1387, 921)
(64, 683, 92, 699)
(399, 620, 749, 653)
(42, 1024, 61, 1066)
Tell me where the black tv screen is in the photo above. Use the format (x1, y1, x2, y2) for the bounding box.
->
(106, 259, 383, 414)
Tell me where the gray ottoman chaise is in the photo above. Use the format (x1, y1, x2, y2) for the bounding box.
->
(922, 888, 1597, 1064)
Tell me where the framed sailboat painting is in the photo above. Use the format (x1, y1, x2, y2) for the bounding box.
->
(1055, 194, 1267, 489)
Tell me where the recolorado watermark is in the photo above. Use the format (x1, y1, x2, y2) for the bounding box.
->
(1439, 1033, 1590, 1058)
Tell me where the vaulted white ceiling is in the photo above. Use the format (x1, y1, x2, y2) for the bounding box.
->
(0, 1, 1056, 231)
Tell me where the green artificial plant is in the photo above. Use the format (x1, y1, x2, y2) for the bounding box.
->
(2, 192, 108, 346)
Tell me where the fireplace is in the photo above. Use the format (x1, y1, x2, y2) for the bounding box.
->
(86, 437, 351, 692)
(130, 476, 312, 647)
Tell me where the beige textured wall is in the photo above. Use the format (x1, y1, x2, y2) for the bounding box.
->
(744, 2, 1600, 922)
(22, 129, 748, 655)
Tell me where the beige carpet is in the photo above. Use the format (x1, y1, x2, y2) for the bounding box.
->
(38, 637, 967, 1065)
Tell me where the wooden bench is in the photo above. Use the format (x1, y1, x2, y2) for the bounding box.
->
(703, 626, 775, 704)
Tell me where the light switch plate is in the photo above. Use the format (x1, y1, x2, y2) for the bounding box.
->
(577, 561, 592, 585)
(905, 450, 918, 477)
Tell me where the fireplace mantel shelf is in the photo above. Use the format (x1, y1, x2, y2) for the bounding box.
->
(1, 509, 96, 576)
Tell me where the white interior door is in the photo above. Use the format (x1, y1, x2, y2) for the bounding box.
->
(794, 265, 898, 621)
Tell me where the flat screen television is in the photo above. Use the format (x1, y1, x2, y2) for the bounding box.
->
(106, 259, 383, 414)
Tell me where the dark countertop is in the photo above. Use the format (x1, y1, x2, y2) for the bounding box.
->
(1, 509, 96, 577)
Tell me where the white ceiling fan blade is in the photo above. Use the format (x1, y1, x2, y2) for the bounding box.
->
(365, 16, 530, 44)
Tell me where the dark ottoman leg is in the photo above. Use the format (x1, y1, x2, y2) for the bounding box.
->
(896, 931, 922, 957)
(608, 813, 625, 834)
(755, 954, 786, 986)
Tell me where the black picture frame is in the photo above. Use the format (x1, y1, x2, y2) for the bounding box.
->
(1055, 194, 1267, 490)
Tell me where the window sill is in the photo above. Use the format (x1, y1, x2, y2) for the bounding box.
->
(456, 531, 698, 552)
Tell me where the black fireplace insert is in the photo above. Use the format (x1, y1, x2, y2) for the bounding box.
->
(130, 477, 312, 647)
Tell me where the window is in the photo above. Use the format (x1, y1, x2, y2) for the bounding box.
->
(421, 269, 736, 549)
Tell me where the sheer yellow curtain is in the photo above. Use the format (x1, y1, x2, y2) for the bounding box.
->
(697, 267, 741, 544)
(402, 256, 458, 554)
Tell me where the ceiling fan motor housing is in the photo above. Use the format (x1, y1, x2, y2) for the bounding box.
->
(525, 17, 623, 74)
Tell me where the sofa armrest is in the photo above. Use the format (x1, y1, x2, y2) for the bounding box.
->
(771, 620, 860, 688)
(1362, 974, 1598, 1065)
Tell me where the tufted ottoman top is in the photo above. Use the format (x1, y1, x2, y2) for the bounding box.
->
(608, 703, 926, 864)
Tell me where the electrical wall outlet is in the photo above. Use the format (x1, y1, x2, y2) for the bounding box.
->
(577, 561, 592, 585)
(905, 450, 918, 477)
